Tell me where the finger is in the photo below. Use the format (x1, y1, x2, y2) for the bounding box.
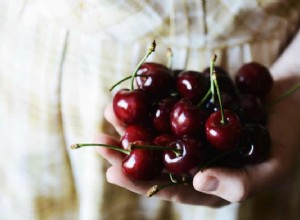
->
(94, 134, 125, 166)
(106, 166, 228, 207)
(192, 156, 283, 203)
(104, 103, 126, 136)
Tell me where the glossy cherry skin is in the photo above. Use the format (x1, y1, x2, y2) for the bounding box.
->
(153, 97, 177, 133)
(176, 70, 208, 104)
(164, 137, 205, 175)
(153, 133, 177, 146)
(235, 62, 273, 98)
(120, 125, 154, 150)
(170, 99, 208, 138)
(238, 124, 271, 164)
(122, 142, 164, 181)
(135, 62, 174, 98)
(113, 89, 151, 125)
(205, 109, 242, 151)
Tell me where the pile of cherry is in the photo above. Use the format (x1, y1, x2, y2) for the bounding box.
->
(72, 41, 276, 196)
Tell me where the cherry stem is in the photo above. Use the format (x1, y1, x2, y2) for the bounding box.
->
(197, 89, 211, 107)
(131, 144, 182, 157)
(130, 40, 156, 91)
(197, 146, 245, 172)
(109, 75, 149, 92)
(265, 82, 300, 109)
(167, 48, 173, 69)
(210, 54, 217, 103)
(212, 71, 226, 125)
(147, 177, 192, 197)
(70, 143, 130, 155)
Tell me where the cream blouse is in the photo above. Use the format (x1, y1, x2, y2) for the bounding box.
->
(1, 1, 300, 220)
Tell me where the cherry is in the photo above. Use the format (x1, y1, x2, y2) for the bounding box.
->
(205, 63, 242, 152)
(113, 89, 152, 125)
(139, 62, 169, 72)
(72, 140, 164, 181)
(135, 62, 174, 98)
(112, 41, 157, 125)
(176, 70, 208, 104)
(170, 98, 208, 138)
(153, 133, 177, 146)
(164, 137, 206, 175)
(153, 97, 177, 133)
(205, 109, 242, 151)
(120, 125, 154, 150)
(235, 62, 273, 98)
(238, 124, 271, 164)
(237, 94, 265, 124)
(122, 141, 164, 180)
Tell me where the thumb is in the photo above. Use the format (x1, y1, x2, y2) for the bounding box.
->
(192, 158, 284, 203)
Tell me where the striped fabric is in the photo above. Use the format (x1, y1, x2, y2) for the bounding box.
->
(0, 0, 300, 219)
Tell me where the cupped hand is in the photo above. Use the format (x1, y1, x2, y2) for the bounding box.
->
(96, 132, 228, 207)
(97, 74, 300, 206)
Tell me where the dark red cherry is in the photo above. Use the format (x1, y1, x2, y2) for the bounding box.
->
(237, 94, 266, 124)
(113, 89, 151, 125)
(164, 137, 206, 175)
(153, 133, 177, 146)
(170, 99, 208, 138)
(135, 62, 174, 98)
(235, 62, 273, 98)
(205, 109, 242, 151)
(238, 124, 271, 164)
(122, 141, 164, 180)
(153, 97, 177, 133)
(176, 70, 208, 104)
(120, 125, 154, 150)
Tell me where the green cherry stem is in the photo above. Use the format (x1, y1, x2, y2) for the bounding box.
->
(71, 143, 130, 155)
(167, 48, 173, 69)
(212, 71, 226, 125)
(265, 81, 300, 110)
(109, 40, 156, 92)
(210, 54, 217, 103)
(109, 75, 131, 91)
(109, 75, 149, 92)
(197, 88, 212, 107)
(131, 144, 182, 157)
(130, 40, 156, 90)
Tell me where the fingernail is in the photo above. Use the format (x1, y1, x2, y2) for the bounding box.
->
(199, 176, 219, 192)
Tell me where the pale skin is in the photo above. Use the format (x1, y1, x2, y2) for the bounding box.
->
(95, 29, 300, 207)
